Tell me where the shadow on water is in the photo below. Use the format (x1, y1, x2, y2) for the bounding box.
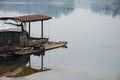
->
(0, 51, 50, 77)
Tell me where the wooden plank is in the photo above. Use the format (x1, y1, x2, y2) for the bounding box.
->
(13, 41, 67, 55)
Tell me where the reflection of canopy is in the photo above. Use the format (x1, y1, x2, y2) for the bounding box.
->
(0, 15, 52, 22)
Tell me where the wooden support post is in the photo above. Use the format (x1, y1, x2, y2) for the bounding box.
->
(28, 22, 31, 39)
(41, 20, 43, 38)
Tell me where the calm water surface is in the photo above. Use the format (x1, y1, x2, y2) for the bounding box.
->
(0, 0, 120, 80)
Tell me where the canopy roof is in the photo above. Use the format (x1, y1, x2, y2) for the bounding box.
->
(0, 15, 52, 22)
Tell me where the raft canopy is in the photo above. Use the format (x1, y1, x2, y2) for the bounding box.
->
(0, 14, 52, 38)
(0, 14, 52, 22)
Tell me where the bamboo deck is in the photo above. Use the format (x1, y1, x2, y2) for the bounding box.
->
(12, 41, 67, 55)
(0, 39, 67, 57)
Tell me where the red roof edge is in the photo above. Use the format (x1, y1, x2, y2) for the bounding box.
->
(0, 14, 52, 22)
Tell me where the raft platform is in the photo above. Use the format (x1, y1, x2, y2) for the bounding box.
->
(14, 41, 67, 55)
(0, 41, 67, 57)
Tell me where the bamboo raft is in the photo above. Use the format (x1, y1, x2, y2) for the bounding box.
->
(0, 15, 67, 58)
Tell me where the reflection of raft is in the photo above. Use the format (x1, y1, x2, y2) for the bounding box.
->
(0, 54, 50, 77)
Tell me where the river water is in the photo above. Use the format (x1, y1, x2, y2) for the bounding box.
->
(0, 0, 120, 80)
